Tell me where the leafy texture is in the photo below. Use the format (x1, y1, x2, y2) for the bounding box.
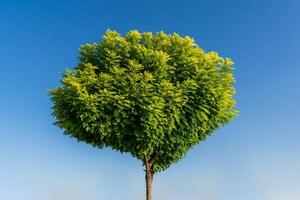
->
(49, 30, 238, 173)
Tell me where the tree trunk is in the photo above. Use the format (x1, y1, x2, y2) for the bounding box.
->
(145, 160, 154, 200)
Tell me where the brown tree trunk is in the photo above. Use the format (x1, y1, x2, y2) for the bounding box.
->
(145, 160, 154, 200)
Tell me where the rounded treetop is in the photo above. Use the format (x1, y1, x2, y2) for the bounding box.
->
(49, 30, 238, 172)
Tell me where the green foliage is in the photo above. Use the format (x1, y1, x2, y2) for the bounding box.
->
(49, 30, 238, 172)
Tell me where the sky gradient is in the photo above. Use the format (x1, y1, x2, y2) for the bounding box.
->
(0, 0, 299, 200)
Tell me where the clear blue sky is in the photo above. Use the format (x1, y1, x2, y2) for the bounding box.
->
(1, 0, 299, 199)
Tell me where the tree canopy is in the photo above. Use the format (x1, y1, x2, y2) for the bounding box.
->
(49, 30, 238, 173)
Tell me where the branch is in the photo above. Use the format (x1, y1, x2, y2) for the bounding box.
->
(149, 152, 158, 166)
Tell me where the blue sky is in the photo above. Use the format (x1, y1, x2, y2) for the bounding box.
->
(0, 0, 299, 199)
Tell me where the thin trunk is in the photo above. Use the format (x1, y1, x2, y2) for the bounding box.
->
(145, 160, 154, 200)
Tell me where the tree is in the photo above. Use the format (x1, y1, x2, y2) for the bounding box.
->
(49, 30, 238, 200)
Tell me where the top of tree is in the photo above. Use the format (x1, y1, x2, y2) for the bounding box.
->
(49, 30, 238, 172)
